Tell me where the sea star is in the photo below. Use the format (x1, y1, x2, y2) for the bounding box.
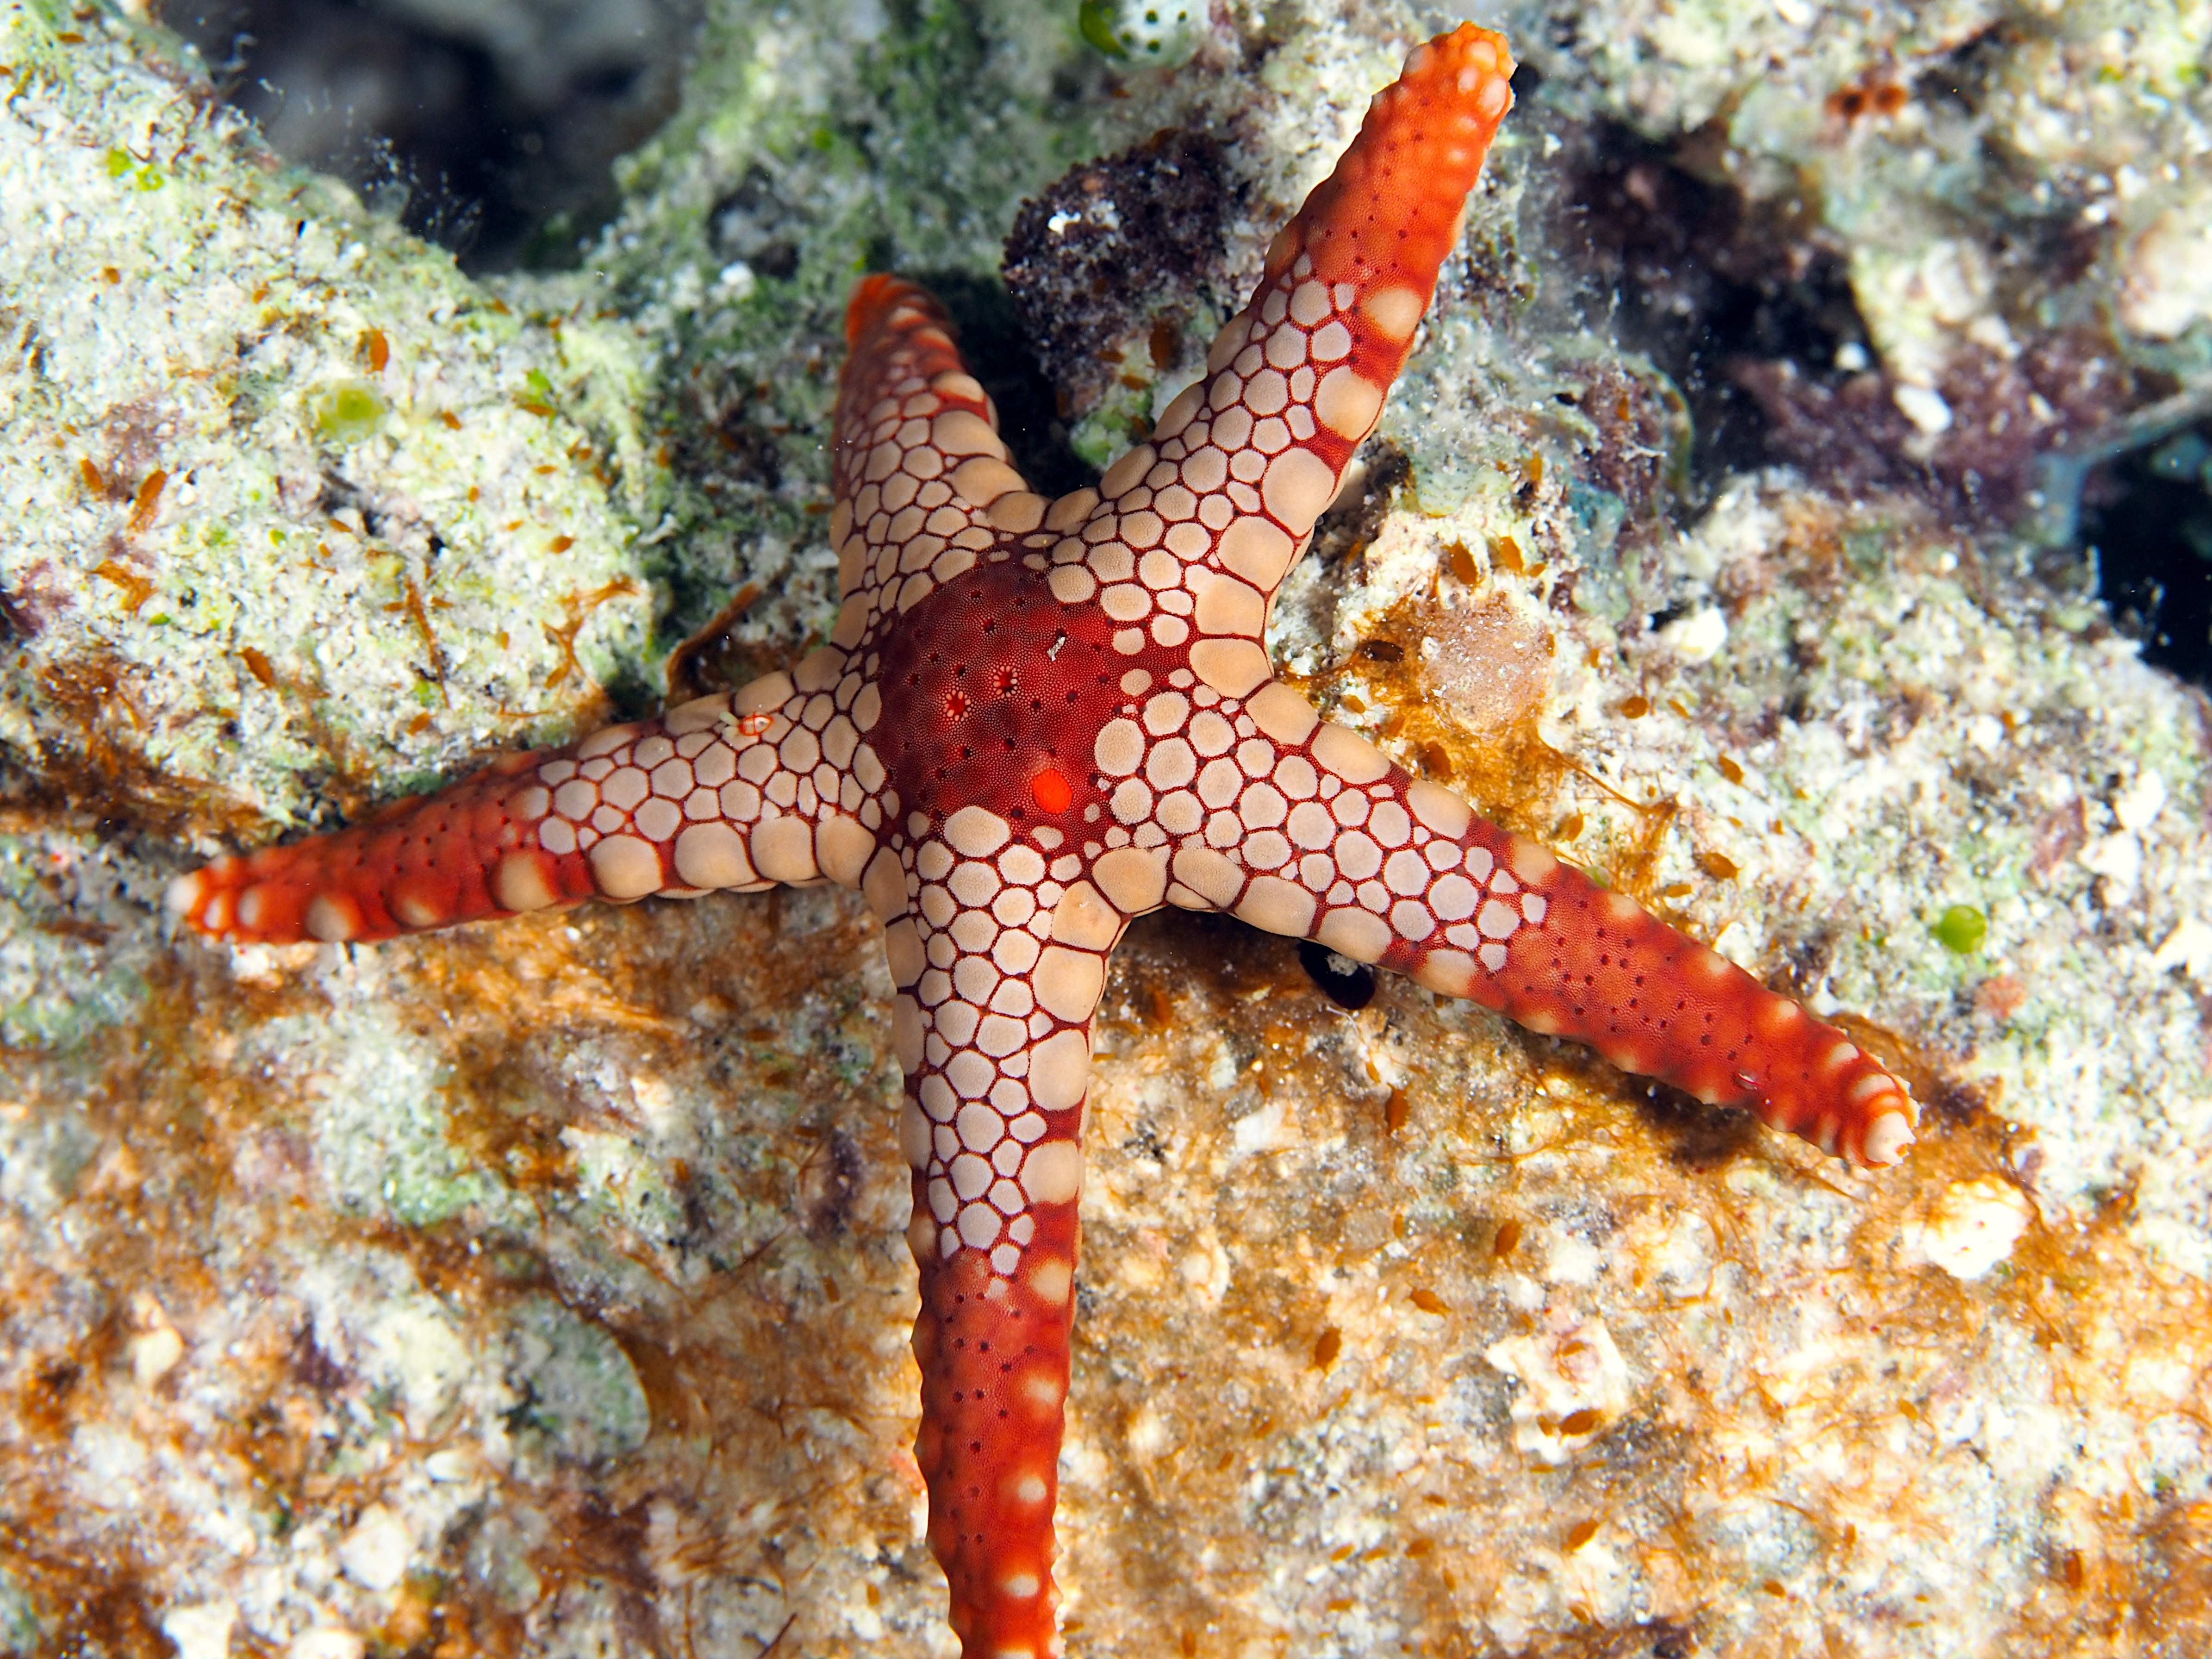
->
(169, 23, 1917, 1657)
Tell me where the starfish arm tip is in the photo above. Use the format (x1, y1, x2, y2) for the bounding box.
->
(1097, 25, 1518, 617)
(896, 873, 1107, 1659)
(172, 683, 880, 944)
(831, 283, 1042, 623)
(1860, 1107, 1918, 1168)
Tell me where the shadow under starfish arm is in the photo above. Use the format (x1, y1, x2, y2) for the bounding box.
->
(168, 21, 1916, 1659)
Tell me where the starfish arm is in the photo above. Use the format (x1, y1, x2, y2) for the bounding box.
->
(832, 277, 1049, 641)
(1145, 679, 1917, 1169)
(1074, 22, 1516, 632)
(880, 825, 1117, 1659)
(168, 671, 876, 945)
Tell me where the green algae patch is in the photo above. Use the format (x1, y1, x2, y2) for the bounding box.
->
(250, 998, 529, 1232)
(1934, 903, 1989, 955)
(311, 378, 388, 444)
(502, 1296, 652, 1468)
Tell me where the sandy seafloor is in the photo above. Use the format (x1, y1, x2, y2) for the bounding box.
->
(4, 0, 2212, 1653)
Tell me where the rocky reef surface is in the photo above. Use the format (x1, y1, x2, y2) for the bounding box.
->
(2, 0, 2211, 1654)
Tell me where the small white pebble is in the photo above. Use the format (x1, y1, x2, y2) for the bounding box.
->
(2152, 917, 2212, 983)
(1892, 382, 1953, 436)
(1656, 606, 1727, 664)
(2112, 769, 2167, 833)
(1908, 1177, 2032, 1280)
(129, 1325, 184, 1387)
(161, 1602, 237, 1659)
(338, 1503, 415, 1592)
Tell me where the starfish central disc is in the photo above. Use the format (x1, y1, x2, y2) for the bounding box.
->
(866, 557, 1175, 830)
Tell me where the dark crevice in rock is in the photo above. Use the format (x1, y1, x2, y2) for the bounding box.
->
(908, 270, 1097, 502)
(170, 0, 698, 272)
(2082, 422, 2212, 682)
(1554, 107, 2209, 691)
(1552, 114, 2159, 534)
(1297, 941, 1376, 1011)
(1735, 322, 2168, 531)
(1556, 119, 1870, 494)
(708, 164, 805, 283)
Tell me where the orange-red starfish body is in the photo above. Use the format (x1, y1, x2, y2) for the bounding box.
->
(171, 25, 1915, 1656)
